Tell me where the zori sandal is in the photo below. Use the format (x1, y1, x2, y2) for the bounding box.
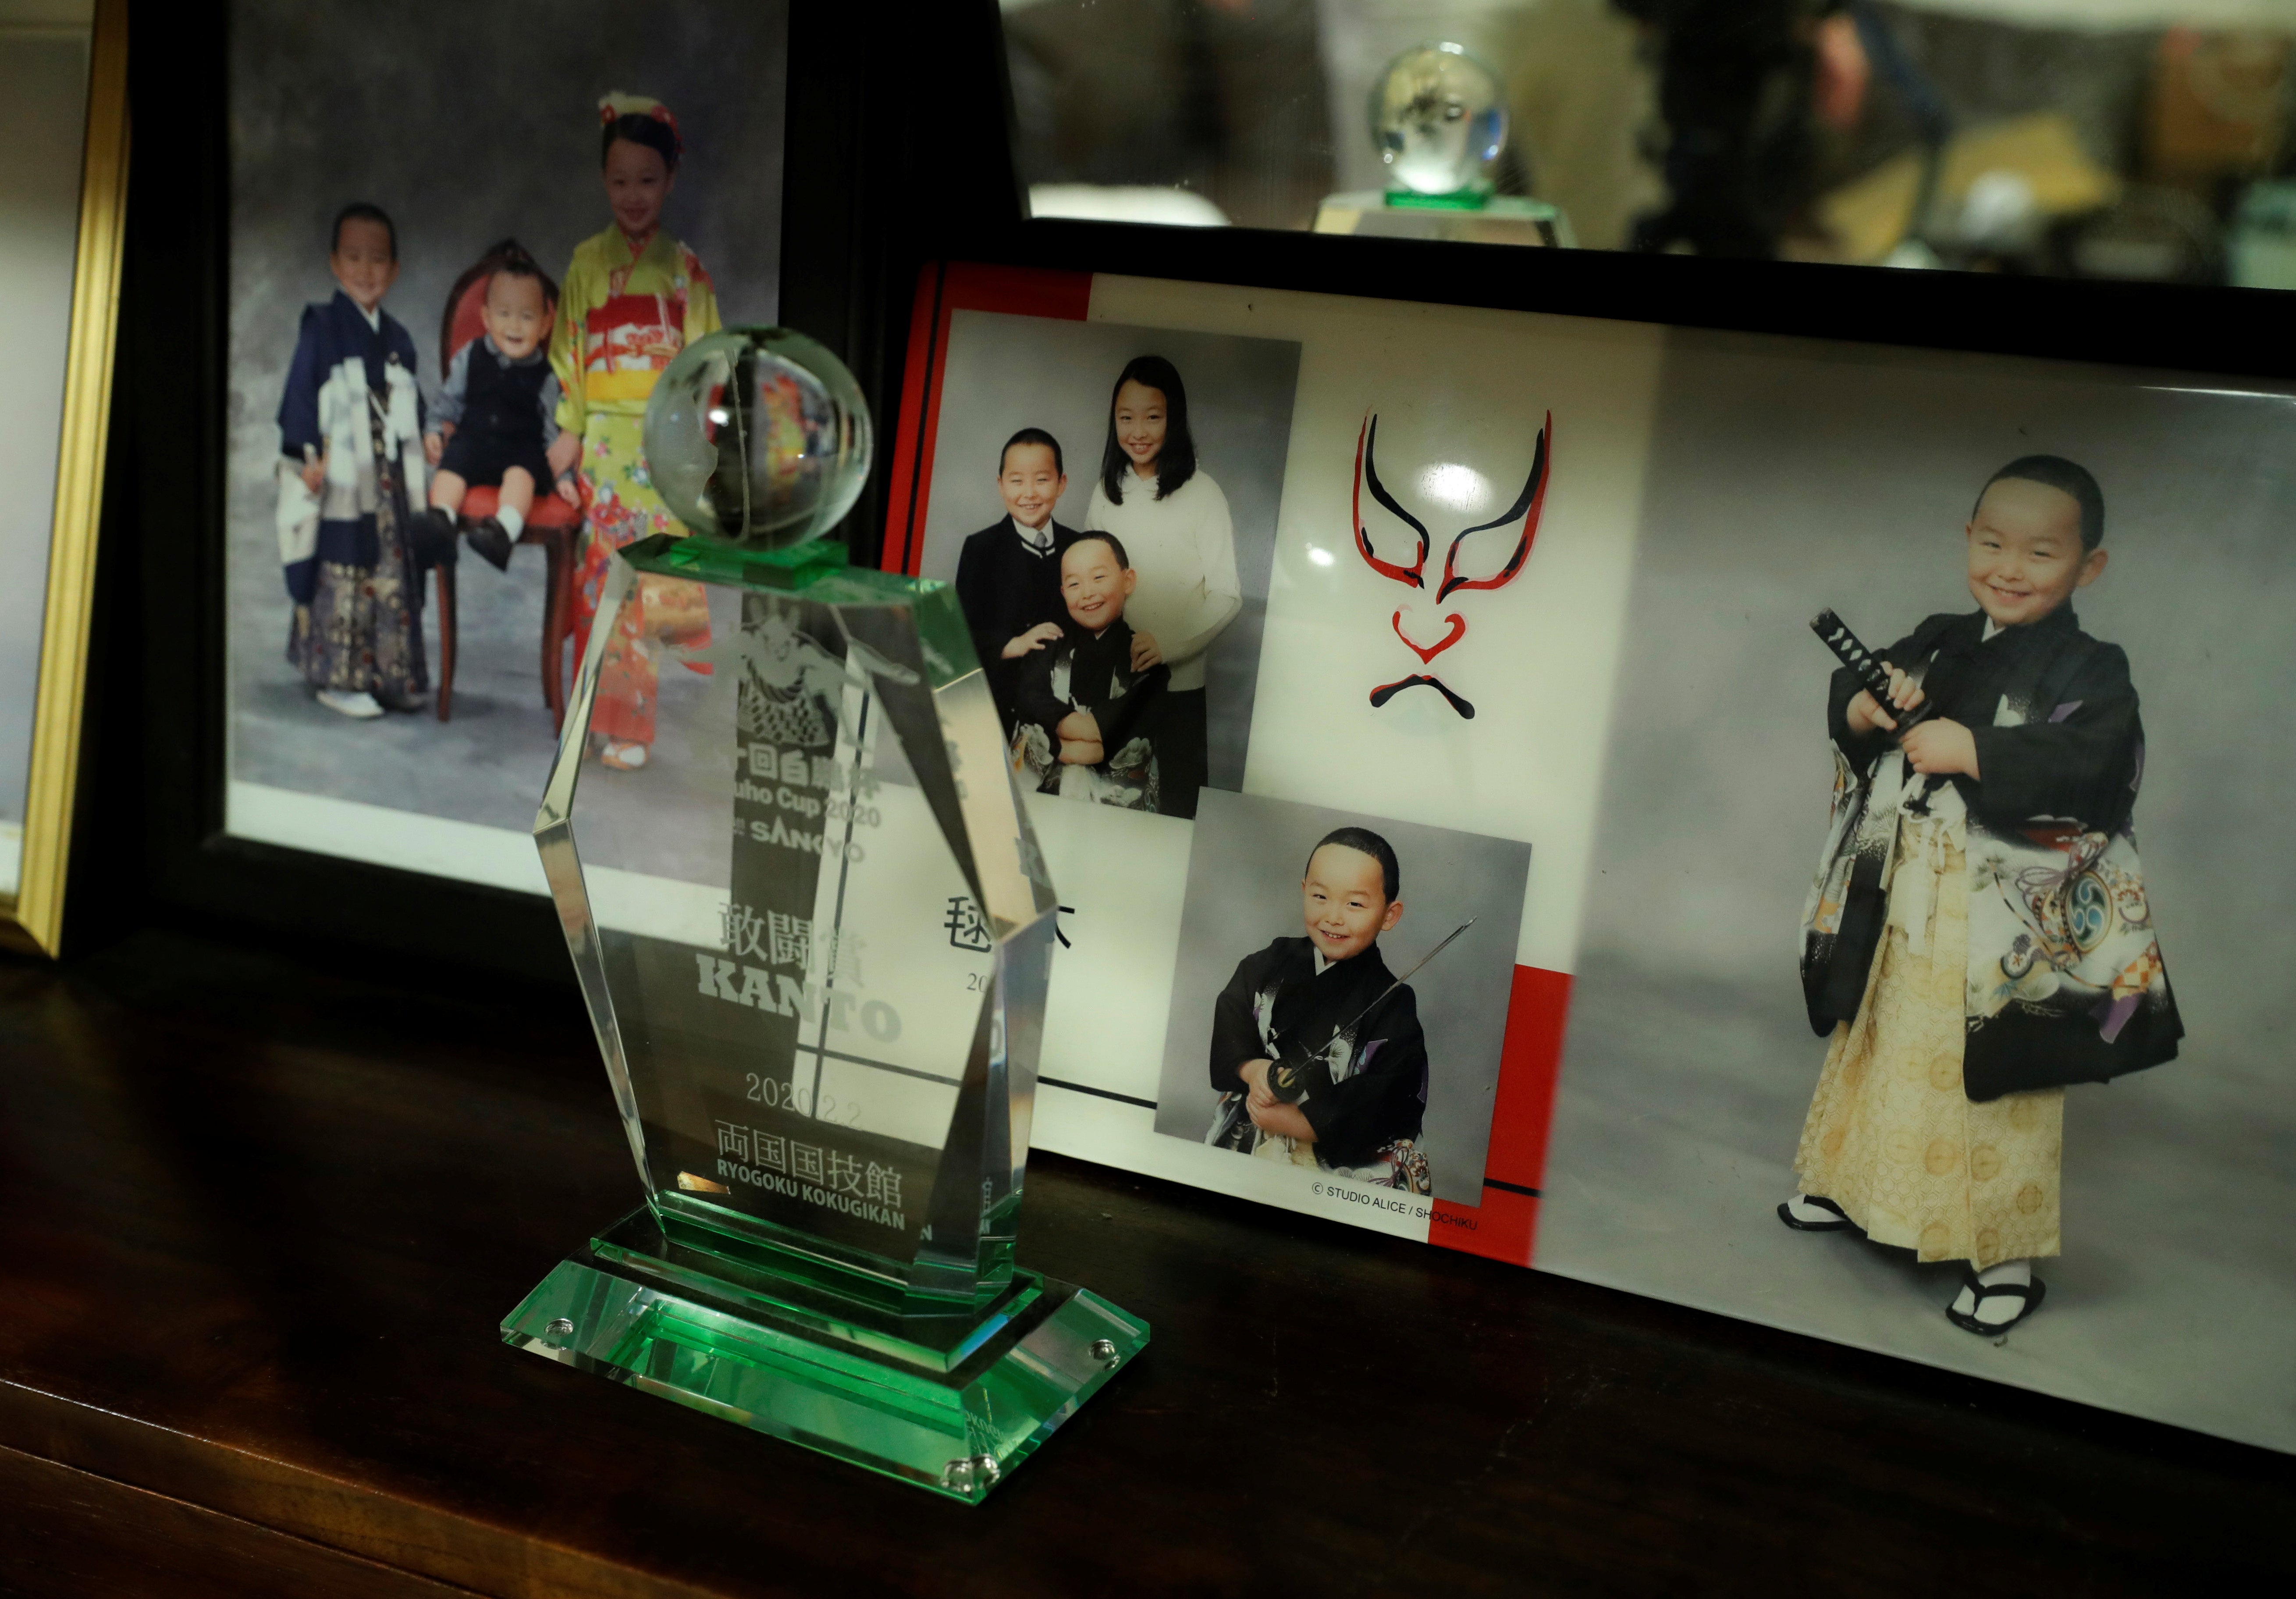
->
(1776, 1194, 1859, 1233)
(1946, 1266, 2047, 1336)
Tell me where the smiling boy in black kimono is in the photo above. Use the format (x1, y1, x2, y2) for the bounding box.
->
(955, 428, 1079, 733)
(1007, 533, 1168, 810)
(1786, 455, 2180, 1336)
(1204, 828, 1432, 1190)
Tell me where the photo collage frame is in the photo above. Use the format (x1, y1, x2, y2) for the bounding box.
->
(877, 260, 2296, 1457)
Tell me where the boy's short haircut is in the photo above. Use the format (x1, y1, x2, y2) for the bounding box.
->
(1978, 455, 2106, 551)
(1307, 827, 1400, 902)
(330, 202, 397, 260)
(1067, 530, 1130, 569)
(1001, 426, 1064, 478)
(602, 113, 681, 174)
(487, 248, 560, 309)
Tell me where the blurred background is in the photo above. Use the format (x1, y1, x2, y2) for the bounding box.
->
(1002, 0, 2296, 287)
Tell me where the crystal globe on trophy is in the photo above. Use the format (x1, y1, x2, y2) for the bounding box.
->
(1371, 41, 1507, 199)
(638, 327, 871, 549)
(501, 327, 1147, 1501)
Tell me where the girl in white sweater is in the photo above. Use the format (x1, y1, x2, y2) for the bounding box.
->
(1084, 355, 1240, 817)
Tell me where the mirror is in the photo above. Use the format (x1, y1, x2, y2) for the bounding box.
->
(0, 0, 124, 952)
(1004, 0, 2296, 287)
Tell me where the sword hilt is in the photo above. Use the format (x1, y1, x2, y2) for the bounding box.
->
(1809, 609, 1935, 735)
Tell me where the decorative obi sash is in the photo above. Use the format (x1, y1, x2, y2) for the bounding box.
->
(583, 291, 686, 405)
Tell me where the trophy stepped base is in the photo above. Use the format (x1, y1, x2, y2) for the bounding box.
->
(501, 1214, 1149, 1503)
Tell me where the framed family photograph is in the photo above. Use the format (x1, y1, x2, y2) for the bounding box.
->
(877, 252, 2296, 1457)
(0, 0, 124, 956)
(122, 0, 1018, 979)
(214, 0, 786, 903)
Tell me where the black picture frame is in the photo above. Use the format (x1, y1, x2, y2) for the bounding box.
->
(88, 0, 2296, 985)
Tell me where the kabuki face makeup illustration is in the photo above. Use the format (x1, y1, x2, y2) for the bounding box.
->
(1352, 410, 1552, 718)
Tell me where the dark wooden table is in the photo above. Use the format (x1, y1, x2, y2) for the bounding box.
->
(0, 927, 2288, 1596)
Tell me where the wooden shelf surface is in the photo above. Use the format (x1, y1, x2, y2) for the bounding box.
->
(0, 928, 2289, 1597)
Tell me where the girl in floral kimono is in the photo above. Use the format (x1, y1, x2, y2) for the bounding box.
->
(275, 203, 431, 718)
(1784, 457, 2181, 1336)
(551, 92, 722, 771)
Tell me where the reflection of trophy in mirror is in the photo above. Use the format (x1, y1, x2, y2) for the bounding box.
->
(1315, 43, 1574, 248)
(502, 327, 1146, 1502)
(1375, 42, 1507, 201)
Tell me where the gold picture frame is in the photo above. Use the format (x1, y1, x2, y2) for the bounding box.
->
(1, 0, 127, 956)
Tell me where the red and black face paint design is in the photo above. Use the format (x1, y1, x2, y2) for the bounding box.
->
(1354, 410, 1552, 719)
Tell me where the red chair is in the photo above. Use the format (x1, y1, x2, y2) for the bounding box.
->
(433, 240, 582, 729)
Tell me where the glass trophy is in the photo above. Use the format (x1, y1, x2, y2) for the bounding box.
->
(500, 327, 1147, 1502)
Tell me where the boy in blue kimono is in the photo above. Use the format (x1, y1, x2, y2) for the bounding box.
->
(274, 203, 431, 718)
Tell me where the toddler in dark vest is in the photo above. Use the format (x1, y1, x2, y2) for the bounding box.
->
(422, 253, 576, 570)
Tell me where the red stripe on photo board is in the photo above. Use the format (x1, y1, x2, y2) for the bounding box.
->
(1429, 1183, 1538, 1266)
(880, 265, 947, 576)
(879, 261, 1095, 574)
(1426, 964, 1574, 1265)
(943, 261, 1094, 320)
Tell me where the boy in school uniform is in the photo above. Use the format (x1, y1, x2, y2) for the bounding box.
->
(1007, 532, 1168, 811)
(1786, 455, 2181, 1335)
(422, 251, 577, 571)
(954, 428, 1080, 732)
(1204, 828, 1432, 1191)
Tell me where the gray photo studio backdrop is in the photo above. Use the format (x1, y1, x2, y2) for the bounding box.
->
(913, 311, 1301, 793)
(1154, 788, 1530, 1205)
(1539, 330, 2296, 1454)
(224, 0, 786, 840)
(0, 7, 92, 879)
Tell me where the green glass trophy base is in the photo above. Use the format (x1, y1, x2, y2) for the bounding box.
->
(627, 529, 852, 590)
(501, 1209, 1148, 1502)
(1311, 190, 1573, 247)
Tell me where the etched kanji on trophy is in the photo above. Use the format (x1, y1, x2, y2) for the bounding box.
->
(502, 327, 1146, 1501)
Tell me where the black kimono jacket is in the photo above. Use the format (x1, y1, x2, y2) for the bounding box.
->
(1008, 618, 1168, 810)
(1208, 935, 1429, 1168)
(953, 515, 1079, 732)
(1801, 605, 2181, 1099)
